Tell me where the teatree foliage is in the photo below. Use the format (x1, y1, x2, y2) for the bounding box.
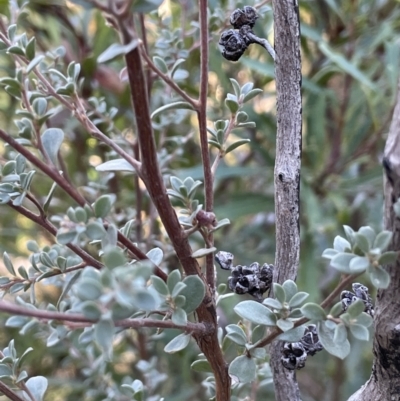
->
(0, 0, 398, 400)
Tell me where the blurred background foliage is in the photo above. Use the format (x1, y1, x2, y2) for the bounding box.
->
(0, 0, 399, 400)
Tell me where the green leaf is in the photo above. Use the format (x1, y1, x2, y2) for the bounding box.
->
(210, 218, 230, 233)
(234, 301, 277, 326)
(262, 298, 283, 310)
(43, 181, 58, 214)
(171, 282, 187, 298)
(225, 98, 239, 114)
(273, 283, 286, 304)
(354, 233, 371, 253)
(25, 37, 36, 60)
(42, 128, 64, 166)
(96, 159, 136, 172)
(3, 252, 15, 275)
(276, 318, 294, 332)
(346, 298, 365, 318)
(358, 227, 376, 247)
(329, 301, 343, 317)
(225, 139, 250, 154)
(192, 247, 216, 258)
(151, 275, 169, 296)
(25, 376, 48, 401)
(330, 252, 355, 273)
(300, 303, 326, 321)
(94, 319, 114, 359)
(180, 275, 205, 313)
(355, 312, 373, 328)
(164, 333, 191, 353)
(151, 101, 194, 119)
(282, 280, 298, 301)
(288, 292, 309, 308)
(230, 78, 241, 97)
(103, 248, 126, 269)
(225, 324, 247, 345)
(349, 324, 369, 341)
(81, 301, 102, 320)
(86, 221, 107, 240)
(343, 225, 355, 245)
(94, 194, 115, 218)
(191, 359, 212, 373)
(167, 270, 181, 293)
(171, 307, 187, 326)
(349, 256, 370, 273)
(57, 271, 81, 309)
(378, 251, 398, 265)
(333, 323, 347, 344)
(56, 230, 77, 245)
(97, 40, 139, 63)
(242, 88, 263, 103)
(146, 247, 163, 265)
(318, 321, 350, 359)
(7, 45, 25, 55)
(373, 231, 393, 252)
(333, 236, 351, 252)
(153, 56, 168, 74)
(132, 0, 164, 13)
(369, 266, 390, 289)
(228, 355, 256, 383)
(76, 278, 102, 301)
(276, 325, 305, 342)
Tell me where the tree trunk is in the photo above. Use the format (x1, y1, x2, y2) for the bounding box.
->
(347, 82, 400, 400)
(270, 0, 302, 400)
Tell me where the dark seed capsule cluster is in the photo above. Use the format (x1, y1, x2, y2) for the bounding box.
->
(215, 251, 273, 300)
(219, 6, 258, 61)
(281, 325, 323, 370)
(341, 283, 374, 317)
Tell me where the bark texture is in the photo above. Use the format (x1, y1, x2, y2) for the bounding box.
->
(270, 0, 302, 400)
(348, 83, 400, 401)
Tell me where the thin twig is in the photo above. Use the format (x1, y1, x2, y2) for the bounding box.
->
(8, 202, 104, 270)
(0, 380, 26, 401)
(0, 299, 207, 333)
(139, 45, 199, 109)
(198, 0, 215, 290)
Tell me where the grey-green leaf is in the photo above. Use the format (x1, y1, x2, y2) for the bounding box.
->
(192, 247, 216, 258)
(42, 128, 64, 166)
(378, 251, 398, 265)
(164, 333, 191, 353)
(151, 101, 194, 119)
(349, 256, 370, 273)
(151, 275, 169, 296)
(228, 355, 256, 383)
(330, 252, 355, 273)
(25, 376, 48, 401)
(97, 40, 139, 63)
(180, 275, 206, 313)
(349, 324, 369, 341)
(171, 307, 187, 326)
(94, 194, 115, 218)
(369, 266, 390, 289)
(373, 230, 393, 251)
(300, 303, 326, 321)
(318, 321, 350, 359)
(96, 159, 136, 173)
(234, 301, 277, 326)
(288, 292, 309, 308)
(191, 359, 212, 372)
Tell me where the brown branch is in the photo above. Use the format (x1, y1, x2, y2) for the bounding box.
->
(0, 299, 206, 333)
(8, 202, 103, 270)
(0, 380, 26, 401)
(0, 129, 87, 206)
(198, 0, 215, 291)
(117, 9, 230, 401)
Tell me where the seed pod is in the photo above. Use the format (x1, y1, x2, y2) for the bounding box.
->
(281, 342, 308, 370)
(229, 6, 258, 29)
(215, 251, 234, 270)
(219, 29, 248, 61)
